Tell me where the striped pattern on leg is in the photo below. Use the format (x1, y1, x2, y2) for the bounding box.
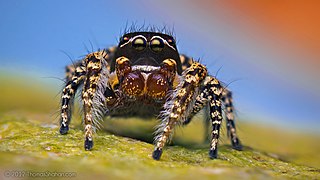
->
(221, 89, 242, 150)
(82, 50, 106, 150)
(60, 64, 86, 134)
(179, 54, 194, 71)
(204, 77, 223, 159)
(153, 62, 208, 160)
(182, 88, 209, 125)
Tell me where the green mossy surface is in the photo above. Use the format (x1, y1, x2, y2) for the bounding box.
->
(0, 75, 319, 179)
(0, 114, 319, 180)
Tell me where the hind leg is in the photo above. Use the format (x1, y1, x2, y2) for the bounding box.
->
(221, 89, 242, 150)
(60, 62, 86, 134)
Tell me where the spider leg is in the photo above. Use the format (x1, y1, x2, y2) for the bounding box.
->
(182, 89, 208, 125)
(65, 60, 84, 82)
(82, 50, 110, 150)
(221, 89, 242, 150)
(204, 76, 224, 159)
(179, 54, 194, 71)
(179, 54, 207, 125)
(181, 88, 211, 143)
(182, 75, 226, 159)
(60, 62, 86, 134)
(153, 62, 208, 160)
(181, 86, 243, 151)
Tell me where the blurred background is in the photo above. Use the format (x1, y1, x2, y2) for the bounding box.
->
(0, 0, 319, 171)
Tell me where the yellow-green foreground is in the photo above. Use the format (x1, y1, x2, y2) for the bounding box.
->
(0, 75, 319, 179)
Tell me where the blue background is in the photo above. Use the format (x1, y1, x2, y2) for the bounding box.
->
(0, 0, 319, 133)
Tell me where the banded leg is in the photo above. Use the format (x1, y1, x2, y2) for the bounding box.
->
(182, 76, 225, 158)
(181, 87, 210, 143)
(205, 77, 224, 159)
(221, 90, 242, 150)
(182, 88, 209, 125)
(180, 54, 194, 71)
(82, 50, 107, 150)
(65, 60, 84, 82)
(182, 87, 243, 150)
(66, 46, 116, 80)
(153, 62, 208, 160)
(60, 64, 86, 134)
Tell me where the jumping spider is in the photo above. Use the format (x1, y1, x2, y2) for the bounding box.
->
(59, 30, 242, 160)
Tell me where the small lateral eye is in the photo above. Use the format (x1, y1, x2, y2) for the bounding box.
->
(119, 36, 129, 46)
(167, 38, 175, 46)
(132, 37, 146, 51)
(150, 38, 164, 53)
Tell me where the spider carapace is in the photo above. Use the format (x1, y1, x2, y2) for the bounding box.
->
(59, 30, 242, 160)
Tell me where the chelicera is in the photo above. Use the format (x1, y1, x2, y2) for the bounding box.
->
(59, 30, 242, 160)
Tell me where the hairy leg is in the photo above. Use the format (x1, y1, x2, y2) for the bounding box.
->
(181, 86, 243, 151)
(181, 87, 208, 125)
(65, 60, 84, 82)
(153, 62, 208, 160)
(60, 46, 116, 135)
(179, 54, 194, 71)
(221, 89, 242, 150)
(82, 50, 110, 150)
(204, 77, 224, 158)
(180, 86, 211, 143)
(182, 76, 225, 158)
(60, 63, 86, 134)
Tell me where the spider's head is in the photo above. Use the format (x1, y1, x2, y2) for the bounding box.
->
(112, 32, 183, 74)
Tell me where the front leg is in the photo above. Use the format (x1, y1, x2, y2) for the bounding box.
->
(82, 50, 109, 150)
(153, 62, 208, 160)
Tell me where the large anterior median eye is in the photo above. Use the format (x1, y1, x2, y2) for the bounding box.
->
(132, 37, 146, 51)
(150, 38, 164, 53)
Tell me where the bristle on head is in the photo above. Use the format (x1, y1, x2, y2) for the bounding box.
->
(119, 22, 176, 42)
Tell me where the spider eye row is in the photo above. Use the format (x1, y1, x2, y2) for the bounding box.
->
(132, 37, 165, 52)
(120, 35, 176, 52)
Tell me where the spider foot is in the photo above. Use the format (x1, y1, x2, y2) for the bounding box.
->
(59, 125, 69, 135)
(84, 137, 94, 151)
(209, 148, 218, 159)
(231, 138, 243, 151)
(152, 148, 163, 160)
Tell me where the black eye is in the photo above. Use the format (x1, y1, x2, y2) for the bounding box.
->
(167, 38, 175, 47)
(132, 37, 146, 51)
(119, 36, 129, 46)
(150, 38, 164, 53)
